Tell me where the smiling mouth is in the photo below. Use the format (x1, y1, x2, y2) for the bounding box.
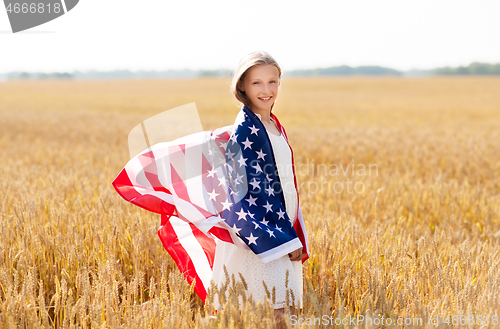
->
(259, 96, 272, 101)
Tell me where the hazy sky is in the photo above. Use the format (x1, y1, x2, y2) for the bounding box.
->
(1, 0, 499, 73)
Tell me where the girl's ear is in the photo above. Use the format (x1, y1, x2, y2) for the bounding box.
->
(238, 80, 245, 92)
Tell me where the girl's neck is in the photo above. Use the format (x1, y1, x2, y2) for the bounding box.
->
(248, 105, 272, 124)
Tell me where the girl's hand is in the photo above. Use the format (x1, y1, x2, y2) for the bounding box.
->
(288, 248, 307, 261)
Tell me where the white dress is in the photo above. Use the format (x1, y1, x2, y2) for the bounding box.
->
(211, 119, 303, 310)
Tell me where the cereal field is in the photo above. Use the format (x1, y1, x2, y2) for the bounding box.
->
(0, 76, 500, 328)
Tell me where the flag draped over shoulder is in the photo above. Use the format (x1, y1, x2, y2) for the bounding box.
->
(112, 105, 309, 302)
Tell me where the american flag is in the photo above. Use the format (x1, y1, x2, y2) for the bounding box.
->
(112, 104, 309, 302)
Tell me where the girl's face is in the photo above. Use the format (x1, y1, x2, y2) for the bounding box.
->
(239, 64, 280, 114)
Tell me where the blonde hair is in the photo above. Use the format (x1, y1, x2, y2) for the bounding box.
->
(230, 50, 282, 113)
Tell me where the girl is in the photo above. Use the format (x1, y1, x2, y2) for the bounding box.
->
(112, 50, 309, 324)
(211, 50, 309, 319)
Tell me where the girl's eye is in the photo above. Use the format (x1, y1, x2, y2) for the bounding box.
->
(253, 82, 259, 85)
(270, 81, 276, 84)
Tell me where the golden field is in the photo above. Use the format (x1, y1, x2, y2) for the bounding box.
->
(0, 76, 500, 328)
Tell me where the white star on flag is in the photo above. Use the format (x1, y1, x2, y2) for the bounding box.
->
(265, 185, 275, 196)
(242, 137, 253, 150)
(232, 223, 242, 234)
(256, 149, 266, 160)
(221, 199, 232, 211)
(208, 189, 219, 201)
(249, 125, 260, 135)
(237, 155, 247, 167)
(245, 195, 258, 207)
(246, 232, 258, 245)
(249, 178, 260, 190)
(263, 201, 273, 213)
(236, 208, 248, 221)
(207, 167, 217, 178)
(218, 176, 227, 187)
(252, 163, 263, 174)
(226, 149, 235, 160)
